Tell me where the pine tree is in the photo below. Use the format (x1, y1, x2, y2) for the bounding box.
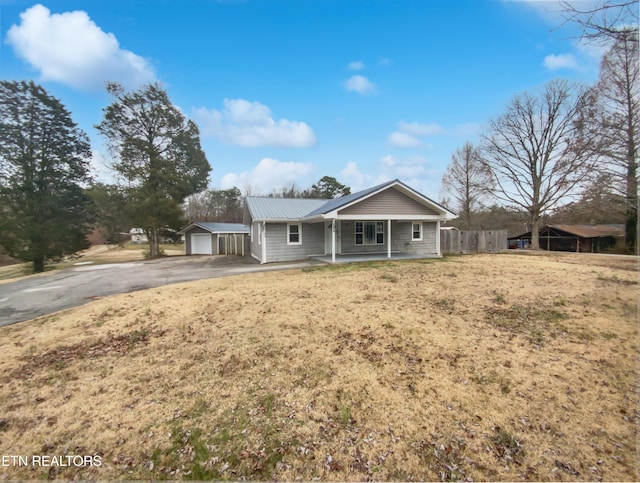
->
(96, 83, 211, 257)
(0, 80, 93, 273)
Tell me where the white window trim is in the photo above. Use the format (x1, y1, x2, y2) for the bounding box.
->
(411, 221, 423, 241)
(257, 223, 262, 245)
(287, 222, 302, 245)
(355, 221, 385, 245)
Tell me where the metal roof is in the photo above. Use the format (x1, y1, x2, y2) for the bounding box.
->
(305, 179, 393, 217)
(245, 197, 328, 221)
(245, 180, 456, 222)
(178, 222, 249, 234)
(509, 224, 625, 239)
(549, 224, 624, 238)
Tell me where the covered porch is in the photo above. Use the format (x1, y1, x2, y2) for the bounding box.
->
(311, 252, 440, 264)
(319, 218, 441, 263)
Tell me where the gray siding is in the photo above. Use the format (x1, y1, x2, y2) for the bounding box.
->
(396, 221, 437, 254)
(340, 221, 437, 255)
(339, 187, 438, 216)
(264, 222, 324, 262)
(250, 222, 262, 261)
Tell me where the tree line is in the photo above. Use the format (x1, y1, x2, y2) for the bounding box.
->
(441, 1, 638, 253)
(0, 81, 211, 272)
(0, 77, 352, 272)
(182, 176, 351, 222)
(1, 1, 635, 273)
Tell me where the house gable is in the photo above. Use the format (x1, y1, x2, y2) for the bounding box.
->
(338, 186, 438, 217)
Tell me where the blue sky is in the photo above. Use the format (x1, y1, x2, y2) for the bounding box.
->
(0, 0, 604, 198)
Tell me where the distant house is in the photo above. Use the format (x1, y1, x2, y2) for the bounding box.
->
(129, 228, 148, 244)
(243, 179, 456, 263)
(178, 222, 249, 255)
(508, 224, 625, 252)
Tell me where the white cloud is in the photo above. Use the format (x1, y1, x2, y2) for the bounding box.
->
(345, 75, 376, 95)
(388, 121, 445, 148)
(340, 161, 387, 192)
(6, 4, 155, 91)
(220, 158, 315, 194)
(193, 99, 316, 148)
(451, 122, 483, 138)
(398, 121, 446, 137)
(543, 53, 580, 70)
(501, 0, 568, 22)
(387, 131, 422, 148)
(379, 154, 433, 180)
(347, 60, 365, 70)
(340, 155, 436, 193)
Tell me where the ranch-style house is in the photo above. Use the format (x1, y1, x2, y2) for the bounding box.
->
(243, 179, 456, 263)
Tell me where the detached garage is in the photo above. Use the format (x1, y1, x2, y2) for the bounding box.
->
(178, 222, 249, 256)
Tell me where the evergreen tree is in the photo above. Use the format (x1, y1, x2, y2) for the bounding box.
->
(96, 82, 211, 257)
(309, 176, 351, 198)
(86, 183, 131, 244)
(0, 80, 93, 273)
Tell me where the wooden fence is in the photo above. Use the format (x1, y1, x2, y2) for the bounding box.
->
(218, 234, 249, 256)
(440, 229, 508, 254)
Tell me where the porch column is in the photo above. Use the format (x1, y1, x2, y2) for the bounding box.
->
(261, 222, 267, 264)
(436, 220, 441, 256)
(387, 219, 392, 259)
(331, 219, 336, 263)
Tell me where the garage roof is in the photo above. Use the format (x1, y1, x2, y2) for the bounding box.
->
(178, 222, 249, 234)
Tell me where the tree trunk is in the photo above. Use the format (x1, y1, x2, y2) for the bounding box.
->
(530, 218, 541, 250)
(625, 125, 638, 254)
(625, 206, 637, 254)
(33, 255, 45, 273)
(148, 228, 160, 257)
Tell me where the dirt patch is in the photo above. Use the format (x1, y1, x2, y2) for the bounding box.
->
(0, 253, 637, 481)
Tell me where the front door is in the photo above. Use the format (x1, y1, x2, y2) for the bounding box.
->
(324, 221, 341, 255)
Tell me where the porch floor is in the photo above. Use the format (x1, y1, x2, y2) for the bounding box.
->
(310, 252, 441, 264)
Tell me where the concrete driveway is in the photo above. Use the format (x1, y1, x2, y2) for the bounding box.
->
(0, 255, 319, 327)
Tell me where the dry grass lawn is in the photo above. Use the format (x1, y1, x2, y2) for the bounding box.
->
(0, 253, 637, 481)
(0, 243, 184, 283)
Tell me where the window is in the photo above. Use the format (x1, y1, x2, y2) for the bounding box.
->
(355, 222, 363, 245)
(376, 222, 384, 244)
(288, 223, 301, 245)
(412, 222, 423, 241)
(355, 221, 384, 245)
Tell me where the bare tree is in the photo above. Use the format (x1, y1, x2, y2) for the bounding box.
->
(183, 187, 243, 222)
(578, 34, 639, 252)
(559, 0, 638, 44)
(550, 172, 626, 225)
(481, 79, 594, 249)
(441, 142, 493, 229)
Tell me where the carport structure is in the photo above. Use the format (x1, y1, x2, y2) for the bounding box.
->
(178, 222, 249, 256)
(508, 224, 624, 252)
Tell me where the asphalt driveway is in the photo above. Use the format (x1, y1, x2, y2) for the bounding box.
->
(0, 255, 319, 327)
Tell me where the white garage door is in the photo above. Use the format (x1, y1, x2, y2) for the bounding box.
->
(191, 233, 213, 254)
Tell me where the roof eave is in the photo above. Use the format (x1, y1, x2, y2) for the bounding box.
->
(251, 217, 304, 223)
